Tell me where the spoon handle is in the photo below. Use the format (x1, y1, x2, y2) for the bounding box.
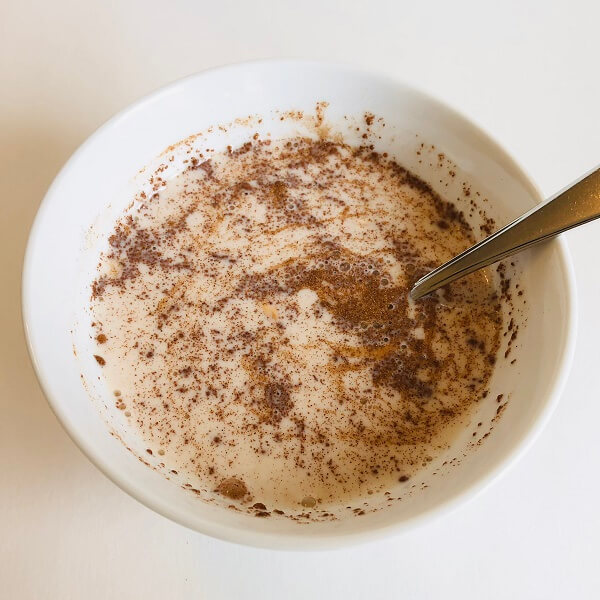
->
(410, 165, 600, 300)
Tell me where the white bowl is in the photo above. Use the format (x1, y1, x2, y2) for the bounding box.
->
(23, 60, 576, 549)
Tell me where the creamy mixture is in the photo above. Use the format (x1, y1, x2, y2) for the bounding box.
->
(90, 137, 502, 513)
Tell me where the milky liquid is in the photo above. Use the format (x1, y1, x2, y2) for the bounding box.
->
(90, 137, 502, 514)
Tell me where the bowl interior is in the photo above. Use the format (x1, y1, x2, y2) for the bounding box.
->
(23, 61, 575, 549)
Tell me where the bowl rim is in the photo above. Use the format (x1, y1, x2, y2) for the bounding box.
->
(22, 58, 577, 550)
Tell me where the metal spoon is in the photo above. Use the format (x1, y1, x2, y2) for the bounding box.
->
(410, 166, 600, 300)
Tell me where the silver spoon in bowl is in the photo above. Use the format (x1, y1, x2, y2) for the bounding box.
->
(410, 166, 600, 300)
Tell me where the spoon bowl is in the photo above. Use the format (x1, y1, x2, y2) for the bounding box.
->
(411, 166, 600, 299)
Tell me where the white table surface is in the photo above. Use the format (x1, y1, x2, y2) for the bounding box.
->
(2, 1, 599, 598)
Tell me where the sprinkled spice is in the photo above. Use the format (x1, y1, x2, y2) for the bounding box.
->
(216, 477, 248, 500)
(90, 132, 511, 518)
